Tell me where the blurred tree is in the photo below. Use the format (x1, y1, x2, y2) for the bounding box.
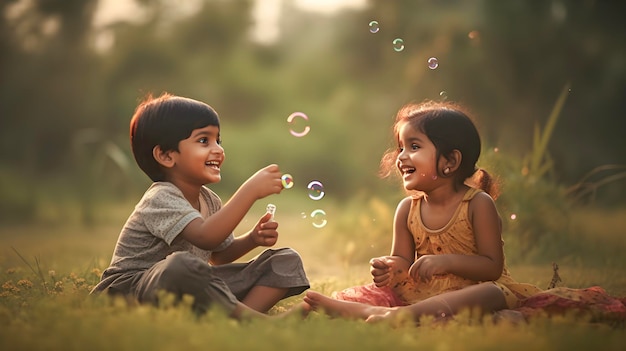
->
(1, 0, 625, 227)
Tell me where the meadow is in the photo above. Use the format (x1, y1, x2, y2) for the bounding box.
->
(1, 195, 624, 351)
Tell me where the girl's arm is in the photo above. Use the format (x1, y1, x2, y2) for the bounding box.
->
(390, 197, 416, 266)
(371, 197, 415, 287)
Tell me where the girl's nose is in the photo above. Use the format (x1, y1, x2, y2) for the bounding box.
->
(397, 149, 407, 160)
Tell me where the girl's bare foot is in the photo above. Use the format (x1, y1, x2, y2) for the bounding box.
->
(303, 290, 390, 320)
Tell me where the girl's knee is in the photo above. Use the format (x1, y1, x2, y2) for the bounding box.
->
(477, 282, 508, 310)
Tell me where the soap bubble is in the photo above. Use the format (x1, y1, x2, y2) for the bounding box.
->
(287, 112, 310, 137)
(311, 209, 327, 228)
(307, 180, 325, 200)
(392, 38, 404, 52)
(428, 57, 439, 69)
(369, 20, 379, 33)
(281, 174, 294, 189)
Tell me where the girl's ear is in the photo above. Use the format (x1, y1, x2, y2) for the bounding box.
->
(442, 149, 462, 175)
(153, 145, 175, 168)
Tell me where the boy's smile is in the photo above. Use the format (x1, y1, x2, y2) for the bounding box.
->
(171, 125, 224, 186)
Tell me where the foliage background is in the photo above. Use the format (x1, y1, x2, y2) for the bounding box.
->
(1, 0, 625, 272)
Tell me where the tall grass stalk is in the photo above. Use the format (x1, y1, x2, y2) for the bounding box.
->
(524, 82, 570, 179)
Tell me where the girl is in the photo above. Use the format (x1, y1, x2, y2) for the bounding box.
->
(303, 101, 625, 324)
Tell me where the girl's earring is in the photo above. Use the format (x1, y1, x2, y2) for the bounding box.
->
(443, 167, 450, 175)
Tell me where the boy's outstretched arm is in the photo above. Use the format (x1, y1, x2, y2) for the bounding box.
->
(181, 164, 283, 250)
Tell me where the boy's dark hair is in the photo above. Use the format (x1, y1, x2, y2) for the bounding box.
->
(129, 92, 220, 181)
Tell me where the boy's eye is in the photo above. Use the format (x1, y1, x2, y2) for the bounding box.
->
(411, 143, 419, 150)
(217, 138, 222, 145)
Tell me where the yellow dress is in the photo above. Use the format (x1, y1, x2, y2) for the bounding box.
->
(388, 187, 542, 308)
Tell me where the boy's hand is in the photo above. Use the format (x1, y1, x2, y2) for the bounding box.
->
(242, 164, 284, 199)
(250, 212, 279, 247)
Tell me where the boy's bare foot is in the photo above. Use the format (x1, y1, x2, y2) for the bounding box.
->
(303, 290, 390, 320)
(285, 301, 312, 319)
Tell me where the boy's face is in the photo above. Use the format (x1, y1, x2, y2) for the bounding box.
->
(170, 125, 224, 186)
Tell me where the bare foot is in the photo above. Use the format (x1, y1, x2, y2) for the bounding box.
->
(303, 290, 390, 320)
(283, 301, 312, 319)
(234, 301, 310, 321)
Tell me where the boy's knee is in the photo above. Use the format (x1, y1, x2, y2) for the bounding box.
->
(158, 252, 205, 287)
(265, 248, 305, 276)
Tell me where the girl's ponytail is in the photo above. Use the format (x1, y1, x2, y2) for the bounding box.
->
(471, 168, 500, 200)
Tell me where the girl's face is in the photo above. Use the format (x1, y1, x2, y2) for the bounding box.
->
(171, 125, 224, 186)
(396, 122, 440, 192)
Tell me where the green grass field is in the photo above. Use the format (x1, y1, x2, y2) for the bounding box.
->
(1, 203, 625, 351)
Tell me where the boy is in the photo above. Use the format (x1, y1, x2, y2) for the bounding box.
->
(91, 93, 310, 319)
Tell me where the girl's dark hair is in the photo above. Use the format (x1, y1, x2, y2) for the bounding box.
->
(130, 92, 220, 182)
(380, 100, 499, 198)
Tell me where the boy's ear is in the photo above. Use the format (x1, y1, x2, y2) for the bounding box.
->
(153, 145, 175, 168)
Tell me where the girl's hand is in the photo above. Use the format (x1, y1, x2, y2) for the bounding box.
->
(370, 256, 391, 287)
(409, 255, 449, 282)
(370, 256, 411, 287)
(241, 164, 284, 199)
(250, 212, 279, 247)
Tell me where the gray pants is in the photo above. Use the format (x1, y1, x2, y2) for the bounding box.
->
(129, 248, 309, 314)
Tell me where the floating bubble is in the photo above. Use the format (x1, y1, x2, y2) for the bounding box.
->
(468, 30, 480, 40)
(428, 57, 439, 69)
(494, 147, 499, 153)
(300, 212, 307, 219)
(392, 38, 404, 52)
(311, 209, 327, 228)
(369, 20, 380, 34)
(281, 174, 294, 189)
(510, 214, 517, 220)
(307, 180, 325, 200)
(439, 91, 448, 100)
(287, 112, 310, 137)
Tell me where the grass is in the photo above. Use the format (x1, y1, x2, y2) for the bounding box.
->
(1, 202, 625, 351)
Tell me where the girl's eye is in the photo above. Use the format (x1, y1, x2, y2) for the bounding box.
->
(217, 138, 222, 145)
(199, 137, 208, 144)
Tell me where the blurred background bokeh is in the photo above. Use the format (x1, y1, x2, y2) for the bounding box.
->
(1, 0, 625, 267)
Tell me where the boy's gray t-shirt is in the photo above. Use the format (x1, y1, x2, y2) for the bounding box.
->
(93, 182, 234, 292)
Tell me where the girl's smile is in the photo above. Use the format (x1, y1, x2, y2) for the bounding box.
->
(396, 123, 438, 191)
